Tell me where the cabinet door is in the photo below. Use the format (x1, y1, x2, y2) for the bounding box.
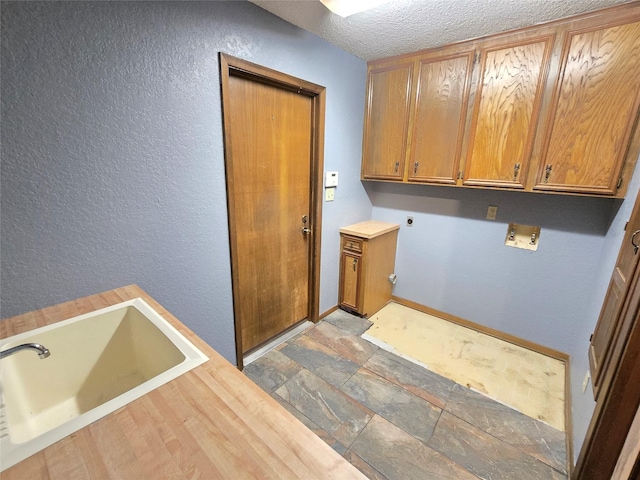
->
(408, 52, 474, 184)
(362, 62, 413, 180)
(535, 21, 640, 195)
(339, 251, 361, 312)
(589, 190, 640, 396)
(464, 37, 553, 188)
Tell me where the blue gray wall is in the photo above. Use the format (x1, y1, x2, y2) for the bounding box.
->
(2, 0, 637, 462)
(0, 1, 371, 363)
(367, 162, 640, 459)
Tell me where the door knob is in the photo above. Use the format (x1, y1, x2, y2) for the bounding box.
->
(302, 227, 311, 235)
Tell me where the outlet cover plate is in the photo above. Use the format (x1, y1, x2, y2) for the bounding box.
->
(582, 370, 591, 393)
(325, 187, 335, 202)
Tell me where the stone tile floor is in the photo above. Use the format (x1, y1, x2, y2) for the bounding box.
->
(244, 309, 568, 480)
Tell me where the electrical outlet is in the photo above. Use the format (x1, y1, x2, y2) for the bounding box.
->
(582, 370, 591, 393)
(325, 187, 335, 202)
(486, 205, 498, 220)
(406, 216, 414, 227)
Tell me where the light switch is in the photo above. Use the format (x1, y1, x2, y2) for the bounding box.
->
(325, 171, 339, 187)
(486, 205, 498, 220)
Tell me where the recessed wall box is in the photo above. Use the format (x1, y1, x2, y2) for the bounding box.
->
(505, 223, 541, 251)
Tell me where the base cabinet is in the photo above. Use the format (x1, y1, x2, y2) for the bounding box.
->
(338, 221, 400, 317)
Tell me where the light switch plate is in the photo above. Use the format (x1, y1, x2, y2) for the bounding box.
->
(486, 205, 498, 220)
(505, 223, 541, 251)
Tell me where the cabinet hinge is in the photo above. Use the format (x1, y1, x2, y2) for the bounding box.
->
(589, 334, 593, 342)
(617, 176, 623, 189)
(625, 221, 629, 231)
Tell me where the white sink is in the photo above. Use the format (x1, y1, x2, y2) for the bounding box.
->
(0, 298, 208, 471)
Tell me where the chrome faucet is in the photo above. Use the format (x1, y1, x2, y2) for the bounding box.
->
(0, 343, 50, 360)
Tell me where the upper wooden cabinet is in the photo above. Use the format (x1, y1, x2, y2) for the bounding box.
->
(464, 37, 553, 189)
(361, 3, 640, 197)
(361, 62, 413, 180)
(408, 52, 474, 185)
(534, 20, 640, 195)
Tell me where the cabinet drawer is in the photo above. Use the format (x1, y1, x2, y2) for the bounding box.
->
(342, 236, 363, 253)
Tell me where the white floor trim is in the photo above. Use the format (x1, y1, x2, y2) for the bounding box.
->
(243, 320, 313, 366)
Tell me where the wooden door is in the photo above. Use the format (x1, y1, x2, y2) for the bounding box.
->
(220, 55, 325, 365)
(408, 52, 474, 185)
(361, 62, 413, 180)
(464, 36, 553, 188)
(589, 187, 640, 395)
(535, 21, 640, 195)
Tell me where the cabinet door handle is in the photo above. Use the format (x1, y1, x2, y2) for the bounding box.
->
(544, 164, 553, 183)
(394, 161, 400, 173)
(632, 230, 640, 254)
(513, 163, 520, 182)
(414, 161, 419, 175)
(353, 258, 358, 271)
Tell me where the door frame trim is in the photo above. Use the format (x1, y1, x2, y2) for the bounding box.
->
(219, 53, 326, 369)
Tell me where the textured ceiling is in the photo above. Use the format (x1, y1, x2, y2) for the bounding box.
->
(248, 0, 634, 61)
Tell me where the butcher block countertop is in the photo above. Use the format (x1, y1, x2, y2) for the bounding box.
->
(339, 220, 400, 239)
(0, 285, 365, 479)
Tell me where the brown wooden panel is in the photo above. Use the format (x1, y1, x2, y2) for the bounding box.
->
(361, 230, 398, 317)
(339, 250, 361, 311)
(590, 273, 624, 386)
(226, 75, 312, 352)
(342, 236, 363, 253)
(536, 21, 640, 194)
(465, 37, 553, 188)
(362, 63, 413, 180)
(409, 52, 474, 184)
